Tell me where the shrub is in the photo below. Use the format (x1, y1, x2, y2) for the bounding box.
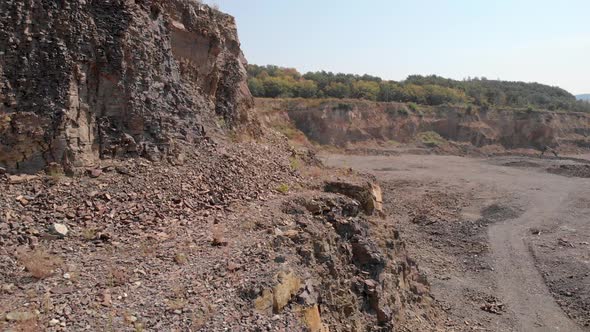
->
(289, 157, 301, 170)
(18, 249, 63, 279)
(276, 183, 290, 194)
(397, 108, 409, 116)
(417, 131, 446, 147)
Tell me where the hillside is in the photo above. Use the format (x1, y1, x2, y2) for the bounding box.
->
(2, 2, 588, 331)
(248, 64, 590, 113)
(577, 94, 590, 101)
(0, 1, 445, 331)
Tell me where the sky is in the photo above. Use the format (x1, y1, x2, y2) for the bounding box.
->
(209, 0, 590, 95)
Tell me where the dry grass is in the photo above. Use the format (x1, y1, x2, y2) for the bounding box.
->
(139, 239, 159, 257)
(13, 319, 42, 332)
(289, 157, 301, 171)
(417, 131, 446, 147)
(166, 298, 188, 311)
(189, 303, 214, 330)
(174, 253, 188, 265)
(301, 165, 323, 179)
(276, 183, 290, 194)
(108, 267, 129, 287)
(80, 227, 97, 241)
(41, 292, 54, 312)
(18, 248, 63, 279)
(211, 225, 228, 246)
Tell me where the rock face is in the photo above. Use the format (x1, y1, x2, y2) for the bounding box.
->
(279, 194, 438, 330)
(256, 98, 590, 150)
(0, 0, 252, 173)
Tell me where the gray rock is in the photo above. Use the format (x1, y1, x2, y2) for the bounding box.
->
(49, 223, 69, 237)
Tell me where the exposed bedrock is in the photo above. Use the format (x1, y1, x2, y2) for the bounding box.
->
(0, 0, 253, 173)
(256, 98, 590, 150)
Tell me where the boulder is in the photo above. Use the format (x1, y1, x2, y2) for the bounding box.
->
(324, 181, 383, 215)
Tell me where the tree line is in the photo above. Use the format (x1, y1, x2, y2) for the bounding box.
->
(247, 64, 590, 112)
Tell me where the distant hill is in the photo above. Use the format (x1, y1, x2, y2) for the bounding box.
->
(577, 94, 590, 101)
(248, 64, 590, 112)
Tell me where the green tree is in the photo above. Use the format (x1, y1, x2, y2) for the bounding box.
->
(296, 80, 318, 98)
(325, 82, 351, 99)
(351, 81, 380, 100)
(247, 78, 265, 97)
(262, 77, 295, 98)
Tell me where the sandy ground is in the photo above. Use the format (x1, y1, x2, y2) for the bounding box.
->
(322, 153, 590, 332)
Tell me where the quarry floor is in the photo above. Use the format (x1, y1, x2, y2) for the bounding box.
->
(322, 152, 590, 332)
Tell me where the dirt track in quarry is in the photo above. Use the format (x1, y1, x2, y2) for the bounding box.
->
(322, 153, 590, 332)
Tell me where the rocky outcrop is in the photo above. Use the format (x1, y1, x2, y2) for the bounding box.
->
(324, 180, 383, 215)
(277, 194, 438, 330)
(0, 0, 252, 173)
(256, 98, 590, 151)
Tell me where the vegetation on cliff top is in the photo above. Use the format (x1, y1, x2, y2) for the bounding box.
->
(248, 64, 590, 112)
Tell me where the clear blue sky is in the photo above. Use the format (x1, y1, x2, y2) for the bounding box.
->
(211, 0, 590, 94)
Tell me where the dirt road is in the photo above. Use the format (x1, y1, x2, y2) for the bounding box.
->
(322, 153, 590, 331)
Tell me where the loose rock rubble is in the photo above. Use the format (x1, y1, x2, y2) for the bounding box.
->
(547, 164, 590, 178)
(0, 145, 448, 331)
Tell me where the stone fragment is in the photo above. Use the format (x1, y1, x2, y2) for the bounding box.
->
(1, 283, 15, 294)
(301, 305, 329, 332)
(302, 199, 323, 214)
(115, 166, 133, 176)
(8, 174, 39, 184)
(121, 133, 138, 153)
(16, 195, 29, 205)
(88, 168, 102, 178)
(272, 271, 302, 313)
(211, 234, 228, 247)
(351, 237, 385, 269)
(283, 230, 299, 239)
(5, 311, 37, 321)
(254, 289, 273, 313)
(227, 262, 240, 272)
(297, 280, 318, 306)
(100, 290, 112, 307)
(49, 223, 69, 237)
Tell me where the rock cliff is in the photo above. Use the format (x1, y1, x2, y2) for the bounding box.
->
(257, 98, 590, 151)
(0, 0, 252, 173)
